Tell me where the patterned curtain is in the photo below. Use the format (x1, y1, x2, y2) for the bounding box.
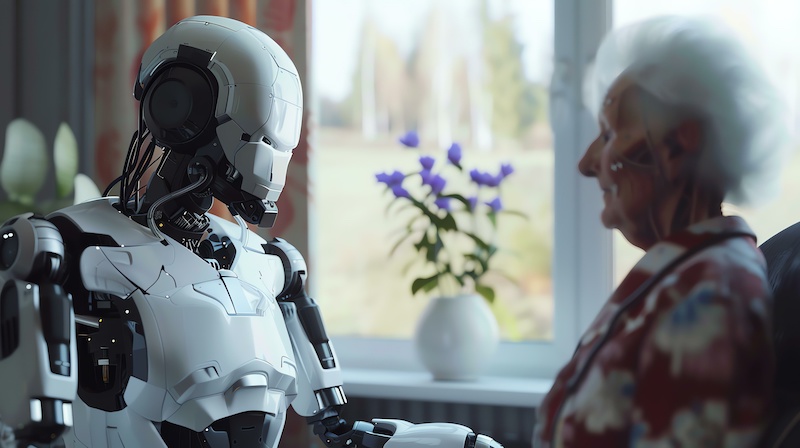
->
(93, 0, 311, 254)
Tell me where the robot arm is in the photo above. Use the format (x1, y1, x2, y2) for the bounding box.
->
(265, 238, 502, 448)
(0, 214, 77, 446)
(264, 238, 344, 421)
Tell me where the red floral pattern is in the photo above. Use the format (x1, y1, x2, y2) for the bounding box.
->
(534, 216, 774, 448)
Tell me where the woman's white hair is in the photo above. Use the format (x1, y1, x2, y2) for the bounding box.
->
(585, 15, 794, 207)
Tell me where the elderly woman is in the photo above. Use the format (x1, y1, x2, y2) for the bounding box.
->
(534, 16, 793, 447)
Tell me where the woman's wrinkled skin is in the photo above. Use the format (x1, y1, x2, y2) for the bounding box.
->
(578, 75, 721, 251)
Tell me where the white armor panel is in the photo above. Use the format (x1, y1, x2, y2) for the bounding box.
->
(54, 200, 299, 447)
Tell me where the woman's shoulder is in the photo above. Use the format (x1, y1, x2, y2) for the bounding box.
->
(648, 235, 771, 333)
(671, 235, 768, 292)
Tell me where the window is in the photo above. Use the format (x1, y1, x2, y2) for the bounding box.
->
(311, 0, 612, 378)
(612, 0, 800, 284)
(311, 0, 555, 342)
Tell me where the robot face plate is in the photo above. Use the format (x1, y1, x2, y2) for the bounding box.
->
(136, 16, 303, 204)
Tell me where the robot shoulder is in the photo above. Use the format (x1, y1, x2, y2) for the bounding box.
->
(48, 198, 218, 296)
(0, 212, 66, 282)
(47, 197, 163, 247)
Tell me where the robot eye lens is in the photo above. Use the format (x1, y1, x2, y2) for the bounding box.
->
(0, 230, 18, 269)
(150, 80, 193, 129)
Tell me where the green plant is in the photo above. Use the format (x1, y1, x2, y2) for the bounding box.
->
(375, 131, 525, 303)
(0, 118, 100, 222)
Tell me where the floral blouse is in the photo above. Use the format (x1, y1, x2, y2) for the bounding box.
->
(533, 216, 774, 447)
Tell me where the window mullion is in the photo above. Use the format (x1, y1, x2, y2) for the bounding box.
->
(552, 0, 613, 348)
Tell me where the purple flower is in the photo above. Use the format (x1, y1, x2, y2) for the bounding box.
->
(399, 131, 420, 148)
(389, 170, 405, 186)
(429, 174, 447, 195)
(467, 196, 478, 211)
(469, 169, 484, 185)
(447, 143, 462, 165)
(391, 185, 411, 198)
(486, 197, 503, 212)
(375, 172, 392, 184)
(500, 162, 515, 178)
(376, 170, 406, 187)
(419, 156, 435, 171)
(434, 197, 451, 211)
(420, 169, 433, 186)
(470, 169, 500, 187)
(484, 174, 502, 188)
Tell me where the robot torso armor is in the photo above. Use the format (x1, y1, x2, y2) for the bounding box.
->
(49, 198, 299, 447)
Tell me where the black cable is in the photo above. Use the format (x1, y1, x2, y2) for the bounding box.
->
(129, 135, 156, 212)
(146, 166, 210, 241)
(102, 175, 124, 197)
(108, 129, 139, 202)
(122, 107, 147, 213)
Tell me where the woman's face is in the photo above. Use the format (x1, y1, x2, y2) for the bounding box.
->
(578, 76, 682, 249)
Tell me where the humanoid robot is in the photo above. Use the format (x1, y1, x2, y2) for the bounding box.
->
(0, 16, 501, 448)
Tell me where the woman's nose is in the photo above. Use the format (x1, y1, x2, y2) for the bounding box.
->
(578, 140, 600, 177)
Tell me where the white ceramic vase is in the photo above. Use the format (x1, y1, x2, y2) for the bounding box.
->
(414, 293, 500, 381)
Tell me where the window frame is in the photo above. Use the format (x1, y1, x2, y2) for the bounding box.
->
(311, 0, 614, 382)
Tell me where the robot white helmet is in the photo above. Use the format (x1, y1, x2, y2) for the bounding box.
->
(134, 16, 303, 223)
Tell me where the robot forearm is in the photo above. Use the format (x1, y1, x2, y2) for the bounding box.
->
(311, 416, 502, 448)
(0, 215, 77, 445)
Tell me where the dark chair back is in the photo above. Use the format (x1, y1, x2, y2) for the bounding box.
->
(759, 222, 800, 447)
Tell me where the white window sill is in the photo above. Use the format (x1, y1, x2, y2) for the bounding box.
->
(341, 368, 552, 408)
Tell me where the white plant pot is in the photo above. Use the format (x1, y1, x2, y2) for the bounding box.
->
(414, 293, 500, 381)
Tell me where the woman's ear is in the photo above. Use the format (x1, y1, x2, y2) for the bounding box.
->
(660, 119, 703, 183)
(670, 119, 703, 158)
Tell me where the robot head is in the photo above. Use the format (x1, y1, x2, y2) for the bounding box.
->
(134, 16, 302, 226)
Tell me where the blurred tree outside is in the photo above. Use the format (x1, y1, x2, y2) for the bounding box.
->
(320, 1, 549, 150)
(482, 7, 546, 140)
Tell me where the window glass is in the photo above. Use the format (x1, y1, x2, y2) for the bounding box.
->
(311, 0, 555, 341)
(612, 0, 800, 284)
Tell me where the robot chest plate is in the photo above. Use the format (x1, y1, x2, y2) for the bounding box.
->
(139, 277, 296, 389)
(78, 234, 298, 422)
(131, 270, 298, 429)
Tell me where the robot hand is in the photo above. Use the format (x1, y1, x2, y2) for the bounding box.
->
(314, 417, 502, 448)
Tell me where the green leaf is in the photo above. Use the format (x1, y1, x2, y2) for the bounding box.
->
(409, 197, 445, 227)
(475, 284, 495, 303)
(427, 233, 444, 263)
(449, 269, 465, 286)
(488, 211, 498, 228)
(384, 196, 412, 216)
(54, 123, 78, 198)
(439, 212, 458, 232)
(389, 231, 416, 256)
(500, 209, 529, 220)
(464, 253, 489, 273)
(401, 257, 421, 275)
(441, 193, 472, 210)
(488, 245, 498, 257)
(389, 214, 427, 256)
(412, 273, 440, 295)
(464, 232, 491, 252)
